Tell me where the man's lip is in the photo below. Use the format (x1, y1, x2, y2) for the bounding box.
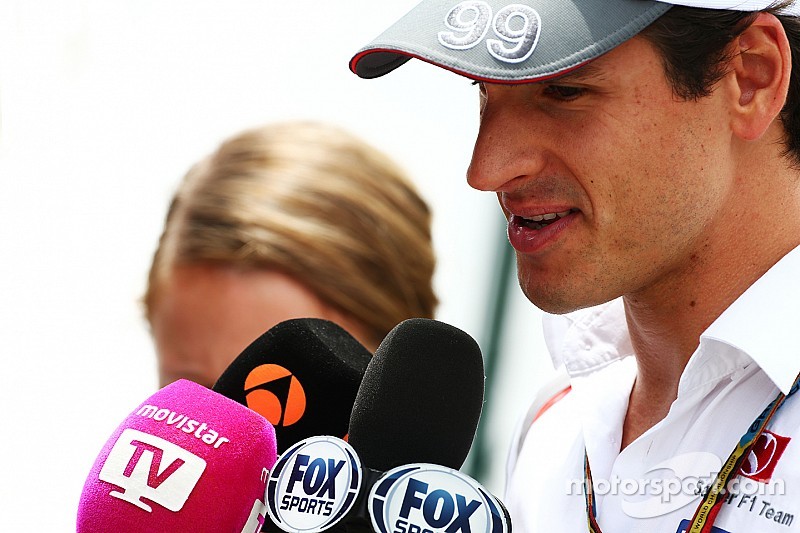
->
(507, 211, 578, 254)
(513, 208, 574, 223)
(502, 203, 577, 219)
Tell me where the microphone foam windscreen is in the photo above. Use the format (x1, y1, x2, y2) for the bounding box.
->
(212, 318, 373, 453)
(348, 318, 485, 471)
(77, 379, 278, 533)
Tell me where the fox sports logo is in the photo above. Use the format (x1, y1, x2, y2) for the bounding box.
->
(266, 436, 362, 532)
(368, 464, 509, 533)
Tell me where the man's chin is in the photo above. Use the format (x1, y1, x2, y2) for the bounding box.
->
(521, 285, 601, 316)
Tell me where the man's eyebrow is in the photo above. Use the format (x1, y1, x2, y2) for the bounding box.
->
(548, 62, 606, 83)
(472, 61, 607, 87)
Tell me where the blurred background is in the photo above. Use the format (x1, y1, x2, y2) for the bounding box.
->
(0, 1, 553, 528)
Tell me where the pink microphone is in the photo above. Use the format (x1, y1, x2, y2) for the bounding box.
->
(77, 379, 278, 533)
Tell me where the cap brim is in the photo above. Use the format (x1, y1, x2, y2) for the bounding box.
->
(351, 0, 671, 82)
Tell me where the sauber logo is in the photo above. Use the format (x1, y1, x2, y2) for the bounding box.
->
(244, 364, 307, 427)
(99, 429, 206, 512)
(740, 430, 791, 483)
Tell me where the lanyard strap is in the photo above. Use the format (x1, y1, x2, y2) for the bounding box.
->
(584, 372, 800, 533)
(584, 453, 602, 533)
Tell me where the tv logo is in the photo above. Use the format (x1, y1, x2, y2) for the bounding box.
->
(267, 436, 361, 532)
(244, 364, 306, 427)
(369, 464, 509, 533)
(99, 428, 206, 512)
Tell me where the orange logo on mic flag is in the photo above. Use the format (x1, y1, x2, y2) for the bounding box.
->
(244, 364, 306, 427)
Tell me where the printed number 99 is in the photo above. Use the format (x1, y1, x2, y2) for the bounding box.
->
(438, 1, 541, 63)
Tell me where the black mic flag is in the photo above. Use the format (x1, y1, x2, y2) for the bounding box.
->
(213, 318, 373, 454)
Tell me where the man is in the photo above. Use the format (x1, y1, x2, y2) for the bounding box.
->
(350, 1, 800, 531)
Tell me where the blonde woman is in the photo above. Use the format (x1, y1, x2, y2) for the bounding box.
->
(144, 121, 437, 388)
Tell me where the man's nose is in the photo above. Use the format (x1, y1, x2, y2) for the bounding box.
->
(466, 96, 548, 193)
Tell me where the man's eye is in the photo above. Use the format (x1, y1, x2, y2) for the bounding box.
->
(542, 85, 586, 101)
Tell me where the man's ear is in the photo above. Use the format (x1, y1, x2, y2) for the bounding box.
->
(728, 12, 791, 141)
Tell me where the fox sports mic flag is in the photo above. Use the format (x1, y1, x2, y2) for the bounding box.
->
(77, 379, 278, 533)
(266, 435, 363, 533)
(368, 464, 510, 533)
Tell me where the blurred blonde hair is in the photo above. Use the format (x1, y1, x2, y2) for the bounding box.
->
(144, 121, 437, 347)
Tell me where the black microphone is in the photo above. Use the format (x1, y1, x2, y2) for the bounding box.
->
(264, 319, 510, 533)
(348, 317, 485, 471)
(345, 318, 490, 532)
(212, 318, 373, 455)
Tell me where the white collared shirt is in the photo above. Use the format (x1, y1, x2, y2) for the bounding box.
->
(504, 245, 800, 533)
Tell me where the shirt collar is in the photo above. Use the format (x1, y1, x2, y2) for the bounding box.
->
(543, 244, 800, 393)
(543, 298, 632, 377)
(701, 244, 800, 394)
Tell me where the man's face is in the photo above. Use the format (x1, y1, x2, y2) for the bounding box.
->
(467, 36, 737, 314)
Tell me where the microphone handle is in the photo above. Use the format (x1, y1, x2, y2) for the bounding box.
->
(345, 518, 374, 533)
(345, 467, 385, 529)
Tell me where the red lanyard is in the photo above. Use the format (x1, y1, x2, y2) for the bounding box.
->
(584, 372, 800, 533)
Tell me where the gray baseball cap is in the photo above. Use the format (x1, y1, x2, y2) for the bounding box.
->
(350, 0, 799, 83)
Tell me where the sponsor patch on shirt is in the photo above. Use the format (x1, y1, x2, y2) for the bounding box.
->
(740, 430, 791, 483)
